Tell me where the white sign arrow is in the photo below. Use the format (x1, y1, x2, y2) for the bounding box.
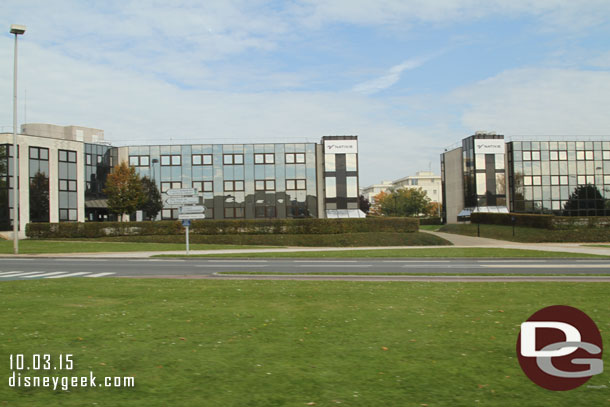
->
(165, 196, 199, 206)
(178, 213, 206, 220)
(180, 205, 206, 214)
(167, 188, 198, 196)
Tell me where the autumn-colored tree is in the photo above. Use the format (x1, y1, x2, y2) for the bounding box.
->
(103, 161, 145, 220)
(375, 187, 433, 217)
(369, 190, 389, 216)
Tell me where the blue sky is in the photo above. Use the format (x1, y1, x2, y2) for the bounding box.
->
(2, 1, 610, 186)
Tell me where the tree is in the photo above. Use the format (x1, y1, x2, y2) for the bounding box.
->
(359, 195, 371, 214)
(376, 187, 433, 217)
(140, 176, 163, 220)
(29, 171, 49, 222)
(563, 184, 606, 216)
(103, 161, 145, 220)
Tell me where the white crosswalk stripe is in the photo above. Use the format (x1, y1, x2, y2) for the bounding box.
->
(46, 272, 91, 279)
(84, 272, 116, 278)
(22, 272, 69, 278)
(0, 271, 45, 278)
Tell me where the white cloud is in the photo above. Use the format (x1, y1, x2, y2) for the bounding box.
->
(352, 56, 431, 94)
(453, 68, 610, 136)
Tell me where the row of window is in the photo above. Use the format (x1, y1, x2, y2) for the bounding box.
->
(520, 175, 610, 186)
(160, 179, 308, 193)
(85, 153, 104, 166)
(522, 150, 610, 161)
(129, 153, 308, 167)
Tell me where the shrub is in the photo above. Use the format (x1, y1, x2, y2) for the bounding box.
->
(470, 213, 610, 230)
(26, 217, 418, 239)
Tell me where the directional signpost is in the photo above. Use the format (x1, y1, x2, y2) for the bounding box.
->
(166, 188, 206, 255)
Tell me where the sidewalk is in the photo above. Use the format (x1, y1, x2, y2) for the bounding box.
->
(6, 231, 610, 258)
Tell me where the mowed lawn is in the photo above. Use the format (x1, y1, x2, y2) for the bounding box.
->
(0, 240, 275, 254)
(1, 279, 608, 406)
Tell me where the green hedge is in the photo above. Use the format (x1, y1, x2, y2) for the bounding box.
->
(82, 232, 449, 247)
(26, 218, 418, 239)
(419, 217, 442, 225)
(470, 213, 610, 230)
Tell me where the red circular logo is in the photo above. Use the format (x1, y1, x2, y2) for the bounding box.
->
(516, 305, 603, 391)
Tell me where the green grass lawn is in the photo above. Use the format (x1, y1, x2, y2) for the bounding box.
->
(0, 240, 278, 254)
(1, 279, 609, 406)
(440, 223, 610, 243)
(155, 247, 608, 258)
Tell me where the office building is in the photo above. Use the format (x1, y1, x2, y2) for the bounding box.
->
(441, 133, 610, 223)
(0, 124, 362, 235)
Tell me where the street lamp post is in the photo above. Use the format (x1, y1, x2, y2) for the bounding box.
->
(10, 24, 26, 255)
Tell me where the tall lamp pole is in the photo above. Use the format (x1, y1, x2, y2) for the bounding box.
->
(10, 24, 26, 255)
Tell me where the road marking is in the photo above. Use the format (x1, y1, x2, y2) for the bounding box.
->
(85, 272, 116, 278)
(197, 265, 268, 268)
(53, 259, 108, 262)
(21, 272, 68, 278)
(294, 260, 359, 263)
(476, 260, 546, 263)
(0, 271, 45, 278)
(46, 272, 91, 278)
(384, 260, 451, 263)
(207, 260, 268, 263)
(298, 264, 372, 268)
(480, 264, 610, 269)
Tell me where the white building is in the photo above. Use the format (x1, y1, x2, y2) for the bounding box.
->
(361, 171, 442, 204)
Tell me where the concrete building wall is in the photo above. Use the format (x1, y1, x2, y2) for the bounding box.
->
(0, 133, 87, 233)
(442, 147, 464, 223)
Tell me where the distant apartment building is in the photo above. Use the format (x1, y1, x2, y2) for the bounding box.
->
(0, 124, 363, 235)
(441, 132, 610, 223)
(361, 171, 442, 204)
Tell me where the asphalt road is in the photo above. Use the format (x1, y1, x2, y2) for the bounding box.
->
(1, 258, 610, 281)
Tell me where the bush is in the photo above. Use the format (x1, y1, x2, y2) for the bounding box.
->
(26, 217, 418, 239)
(470, 213, 610, 230)
(56, 232, 449, 247)
(419, 217, 442, 225)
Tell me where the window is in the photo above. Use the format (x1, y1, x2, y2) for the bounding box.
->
(224, 180, 244, 191)
(603, 151, 610, 160)
(223, 154, 244, 165)
(522, 151, 531, 161)
(585, 151, 594, 160)
(346, 154, 357, 171)
(531, 151, 540, 160)
(192, 154, 213, 166)
(59, 149, 77, 163)
(86, 154, 92, 165)
(161, 181, 182, 193)
(192, 181, 213, 193)
(129, 155, 150, 167)
(325, 177, 336, 198)
(255, 180, 275, 191)
(550, 151, 558, 161)
(324, 154, 335, 171)
(577, 151, 585, 160)
(59, 180, 78, 191)
(254, 153, 275, 164)
(286, 179, 306, 190)
(286, 153, 305, 164)
(559, 151, 567, 160)
(161, 155, 181, 166)
(255, 206, 276, 218)
(346, 176, 358, 198)
(162, 208, 179, 220)
(224, 207, 245, 218)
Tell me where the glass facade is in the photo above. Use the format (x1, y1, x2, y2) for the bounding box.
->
(58, 149, 78, 221)
(0, 145, 12, 230)
(85, 143, 115, 221)
(128, 143, 319, 220)
(508, 140, 610, 215)
(462, 134, 506, 208)
(29, 146, 50, 223)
